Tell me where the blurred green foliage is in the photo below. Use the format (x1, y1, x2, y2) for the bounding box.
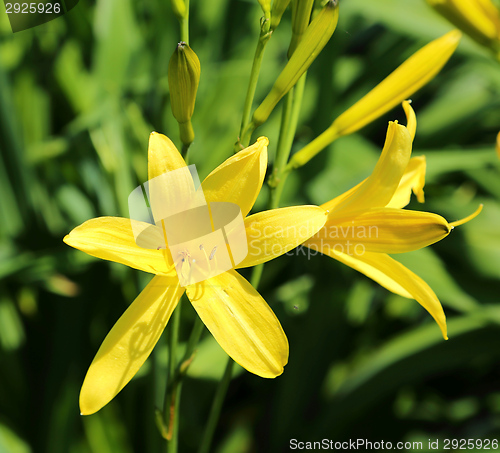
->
(1, 0, 500, 451)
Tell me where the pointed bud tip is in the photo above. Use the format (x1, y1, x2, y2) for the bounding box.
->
(256, 136, 269, 146)
(446, 29, 462, 44)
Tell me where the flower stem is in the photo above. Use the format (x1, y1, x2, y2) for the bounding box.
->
(164, 296, 182, 453)
(162, 309, 205, 450)
(181, 143, 190, 162)
(197, 358, 235, 453)
(180, 0, 190, 44)
(286, 125, 339, 172)
(196, 260, 265, 453)
(268, 72, 307, 209)
(237, 14, 272, 150)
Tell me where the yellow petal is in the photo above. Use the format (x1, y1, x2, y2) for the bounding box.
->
(386, 156, 426, 208)
(496, 131, 500, 160)
(201, 137, 268, 217)
(315, 248, 447, 339)
(186, 270, 288, 378)
(148, 132, 186, 181)
(80, 275, 184, 415)
(306, 208, 451, 254)
(63, 217, 174, 274)
(236, 205, 327, 268)
(324, 122, 412, 215)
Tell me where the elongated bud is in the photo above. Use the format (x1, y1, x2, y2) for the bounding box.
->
(289, 30, 461, 169)
(258, 0, 271, 14)
(331, 30, 461, 138)
(170, 0, 187, 20)
(253, 0, 339, 127)
(270, 0, 291, 30)
(426, 0, 500, 52)
(288, 0, 315, 56)
(168, 42, 200, 146)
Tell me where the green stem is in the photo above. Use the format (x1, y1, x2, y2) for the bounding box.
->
(164, 297, 182, 452)
(162, 312, 205, 448)
(237, 15, 272, 150)
(250, 262, 265, 288)
(269, 73, 307, 209)
(196, 262, 265, 453)
(181, 143, 190, 162)
(180, 0, 190, 44)
(197, 358, 235, 453)
(286, 125, 339, 172)
(183, 315, 205, 362)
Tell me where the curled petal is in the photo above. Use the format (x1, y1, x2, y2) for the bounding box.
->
(386, 156, 426, 209)
(324, 122, 412, 215)
(186, 270, 288, 378)
(402, 100, 417, 142)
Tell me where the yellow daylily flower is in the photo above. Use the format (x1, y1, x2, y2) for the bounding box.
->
(64, 133, 327, 415)
(304, 102, 482, 339)
(426, 0, 500, 57)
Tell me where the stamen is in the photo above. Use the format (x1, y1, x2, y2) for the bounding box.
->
(209, 246, 217, 260)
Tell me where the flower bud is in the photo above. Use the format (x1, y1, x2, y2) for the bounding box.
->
(289, 30, 461, 169)
(288, 0, 315, 56)
(170, 0, 187, 20)
(257, 0, 271, 15)
(252, 0, 339, 127)
(168, 42, 201, 146)
(426, 0, 500, 53)
(270, 0, 291, 31)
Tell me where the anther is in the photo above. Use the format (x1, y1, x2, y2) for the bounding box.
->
(209, 246, 217, 260)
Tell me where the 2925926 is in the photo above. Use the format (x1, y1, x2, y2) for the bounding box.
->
(5, 3, 61, 14)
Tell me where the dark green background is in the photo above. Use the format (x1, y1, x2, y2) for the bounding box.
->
(0, 0, 499, 451)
